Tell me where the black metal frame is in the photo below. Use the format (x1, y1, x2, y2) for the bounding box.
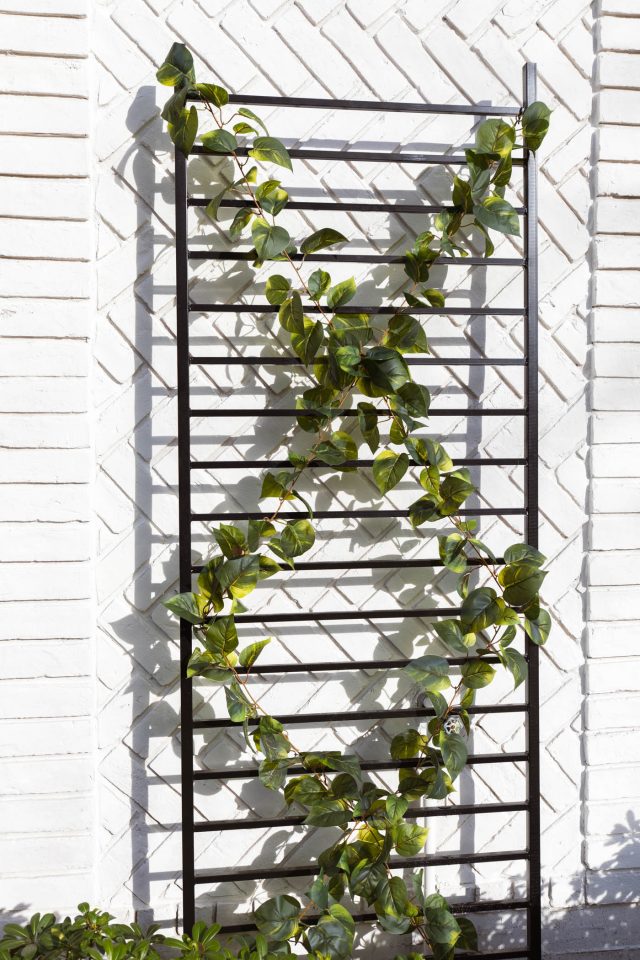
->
(174, 63, 541, 958)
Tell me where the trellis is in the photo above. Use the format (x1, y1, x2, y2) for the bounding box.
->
(172, 63, 541, 959)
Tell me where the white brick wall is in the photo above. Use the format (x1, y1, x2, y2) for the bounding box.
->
(0, 1, 639, 957)
(0, 0, 95, 919)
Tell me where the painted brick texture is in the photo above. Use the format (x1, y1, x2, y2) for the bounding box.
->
(1, 2, 639, 958)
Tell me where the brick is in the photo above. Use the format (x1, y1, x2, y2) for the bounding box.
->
(600, 16, 640, 53)
(166, 4, 257, 93)
(0, 176, 90, 220)
(0, 639, 91, 676)
(0, 522, 90, 561)
(523, 30, 591, 118)
(598, 87, 640, 124)
(586, 693, 640, 730)
(591, 411, 640, 444)
(0, 376, 87, 413)
(592, 343, 640, 376)
(591, 307, 640, 343)
(0, 601, 91, 641)
(0, 679, 92, 719)
(0, 835, 91, 875)
(0, 54, 87, 97)
(0, 298, 89, 338)
(588, 585, 640, 620)
(0, 562, 91, 601)
(0, 794, 92, 834)
(586, 764, 640, 800)
(0, 13, 88, 57)
(591, 377, 640, 409)
(0, 259, 90, 298)
(0, 339, 88, 377)
(599, 123, 640, 161)
(0, 448, 90, 483)
(0, 0, 86, 11)
(0, 756, 92, 795)
(112, 0, 175, 66)
(586, 729, 640, 766)
(0, 414, 89, 448)
(587, 620, 640, 658)
(444, 0, 503, 38)
(429, 24, 508, 104)
(594, 237, 640, 271)
(376, 18, 458, 103)
(0, 483, 90, 522)
(586, 869, 640, 906)
(597, 51, 640, 89)
(0, 219, 90, 261)
(589, 549, 640, 583)
(596, 197, 640, 235)
(597, 162, 640, 199)
(591, 514, 640, 549)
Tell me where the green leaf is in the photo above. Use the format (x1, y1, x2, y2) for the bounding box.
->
(335, 345, 361, 372)
(255, 716, 289, 760)
(474, 195, 520, 237)
(425, 439, 454, 472)
(256, 179, 288, 216)
(461, 587, 502, 632)
(327, 277, 357, 309)
(229, 207, 253, 239)
(441, 732, 467, 780)
(424, 288, 445, 308)
(308, 268, 331, 299)
(316, 430, 358, 467)
(259, 758, 290, 790)
(157, 43, 195, 85)
(385, 794, 408, 821)
(291, 317, 324, 364)
(524, 606, 551, 646)
(168, 105, 198, 156)
(278, 291, 304, 334)
(217, 555, 260, 598)
(438, 533, 467, 574)
(225, 679, 253, 723)
(280, 519, 315, 557)
(301, 228, 348, 254)
(265, 274, 291, 306)
(503, 542, 546, 567)
(161, 83, 189, 124)
(408, 495, 439, 527)
(433, 619, 474, 655)
(254, 896, 301, 941)
(359, 346, 410, 396)
(461, 659, 496, 689)
(260, 470, 295, 500)
(213, 523, 247, 559)
(438, 469, 475, 515)
(498, 563, 546, 607)
(238, 107, 269, 135)
(204, 188, 227, 221)
(372, 450, 409, 494)
(502, 647, 527, 689)
(305, 906, 354, 960)
(405, 655, 450, 693)
(195, 82, 228, 107)
(383, 314, 429, 353)
(200, 128, 237, 154)
(203, 615, 238, 657)
(391, 822, 429, 856)
(522, 101, 551, 152)
(163, 591, 205, 624)
(475, 118, 515, 158)
(358, 401, 380, 453)
(252, 217, 291, 260)
(249, 136, 293, 171)
(239, 638, 270, 669)
(390, 728, 428, 759)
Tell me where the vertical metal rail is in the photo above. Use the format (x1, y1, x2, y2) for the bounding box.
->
(175, 146, 196, 933)
(523, 62, 542, 960)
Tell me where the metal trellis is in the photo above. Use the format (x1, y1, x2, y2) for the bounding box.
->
(173, 62, 541, 959)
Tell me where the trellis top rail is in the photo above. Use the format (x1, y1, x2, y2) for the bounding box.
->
(186, 90, 522, 117)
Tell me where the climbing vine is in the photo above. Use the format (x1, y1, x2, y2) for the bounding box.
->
(158, 43, 552, 960)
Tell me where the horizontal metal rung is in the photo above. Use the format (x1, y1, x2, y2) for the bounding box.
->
(191, 508, 526, 521)
(214, 898, 529, 935)
(193, 702, 522, 731)
(191, 457, 527, 470)
(189, 355, 526, 366)
(194, 801, 529, 832)
(193, 848, 529, 884)
(191, 556, 505, 574)
(189, 198, 526, 216)
(186, 91, 521, 117)
(187, 251, 525, 265)
(188, 303, 525, 317)
(226, 606, 459, 624)
(192, 146, 526, 167)
(190, 407, 525, 418)
(208, 653, 516, 676)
